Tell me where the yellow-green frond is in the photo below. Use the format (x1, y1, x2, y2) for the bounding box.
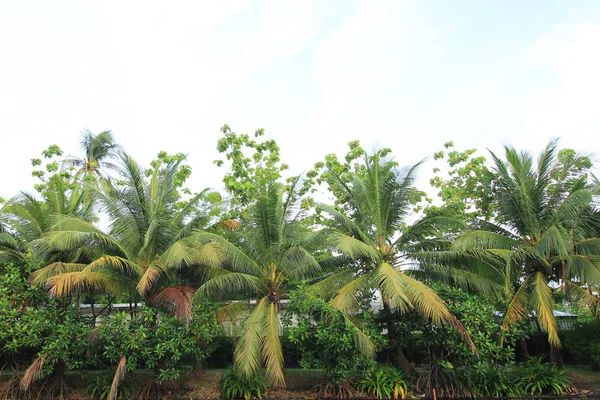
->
(343, 313, 377, 358)
(30, 262, 87, 286)
(136, 265, 163, 295)
(48, 272, 122, 297)
(331, 274, 371, 313)
(530, 271, 560, 347)
(213, 301, 249, 324)
(335, 234, 381, 262)
(262, 302, 285, 388)
(234, 297, 268, 379)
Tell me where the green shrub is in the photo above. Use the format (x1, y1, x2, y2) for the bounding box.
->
(85, 374, 133, 400)
(458, 362, 521, 397)
(88, 302, 219, 399)
(220, 366, 268, 400)
(515, 357, 571, 395)
(382, 284, 529, 367)
(355, 366, 408, 399)
(284, 289, 384, 377)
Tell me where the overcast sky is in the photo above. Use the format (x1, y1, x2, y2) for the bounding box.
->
(1, 0, 600, 200)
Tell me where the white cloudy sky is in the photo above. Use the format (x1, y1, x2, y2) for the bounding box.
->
(1, 0, 600, 199)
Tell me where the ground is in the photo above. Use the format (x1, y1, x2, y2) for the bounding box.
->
(566, 365, 600, 395)
(2, 366, 600, 398)
(185, 369, 322, 399)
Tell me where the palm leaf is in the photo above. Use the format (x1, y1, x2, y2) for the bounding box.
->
(108, 356, 127, 400)
(530, 271, 560, 347)
(234, 296, 268, 379)
(262, 302, 285, 388)
(331, 274, 371, 313)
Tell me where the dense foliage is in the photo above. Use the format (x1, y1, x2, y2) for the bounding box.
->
(1, 128, 598, 398)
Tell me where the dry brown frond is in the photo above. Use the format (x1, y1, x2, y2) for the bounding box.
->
(20, 353, 47, 391)
(152, 285, 195, 326)
(108, 356, 127, 400)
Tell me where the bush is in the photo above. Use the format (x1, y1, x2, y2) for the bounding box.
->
(458, 357, 571, 397)
(382, 284, 529, 367)
(90, 302, 219, 397)
(220, 366, 268, 400)
(0, 263, 91, 398)
(284, 289, 384, 377)
(458, 362, 521, 397)
(85, 373, 133, 400)
(355, 366, 408, 399)
(285, 289, 384, 398)
(515, 357, 571, 395)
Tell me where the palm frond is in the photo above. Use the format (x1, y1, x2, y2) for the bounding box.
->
(262, 302, 285, 388)
(536, 225, 569, 259)
(453, 230, 519, 250)
(197, 271, 266, 299)
(278, 245, 321, 281)
(565, 254, 600, 286)
(48, 271, 122, 297)
(188, 231, 260, 275)
(331, 274, 371, 313)
(234, 296, 268, 379)
(213, 301, 249, 324)
(530, 271, 560, 347)
(30, 262, 88, 286)
(136, 265, 163, 295)
(501, 277, 531, 339)
(152, 286, 195, 325)
(308, 269, 356, 299)
(333, 234, 381, 262)
(342, 313, 377, 357)
(566, 282, 600, 318)
(108, 356, 127, 400)
(20, 353, 47, 390)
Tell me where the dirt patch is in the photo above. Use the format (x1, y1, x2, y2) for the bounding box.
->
(184, 369, 322, 399)
(566, 365, 600, 395)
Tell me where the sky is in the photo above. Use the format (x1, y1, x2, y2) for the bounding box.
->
(1, 0, 600, 200)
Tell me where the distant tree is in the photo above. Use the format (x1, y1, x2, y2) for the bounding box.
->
(427, 141, 495, 221)
(62, 129, 120, 182)
(214, 125, 289, 210)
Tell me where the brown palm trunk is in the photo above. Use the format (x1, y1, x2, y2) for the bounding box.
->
(383, 301, 414, 374)
(550, 345, 564, 367)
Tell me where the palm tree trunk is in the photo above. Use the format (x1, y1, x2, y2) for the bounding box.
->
(382, 301, 414, 374)
(550, 345, 564, 367)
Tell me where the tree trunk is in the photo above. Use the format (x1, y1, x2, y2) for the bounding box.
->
(383, 301, 414, 374)
(392, 345, 414, 374)
(519, 338, 529, 358)
(550, 345, 564, 367)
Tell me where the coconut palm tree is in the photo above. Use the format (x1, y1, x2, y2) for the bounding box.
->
(62, 129, 120, 181)
(31, 153, 233, 321)
(0, 173, 95, 265)
(194, 180, 324, 388)
(420, 140, 600, 351)
(312, 151, 473, 373)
